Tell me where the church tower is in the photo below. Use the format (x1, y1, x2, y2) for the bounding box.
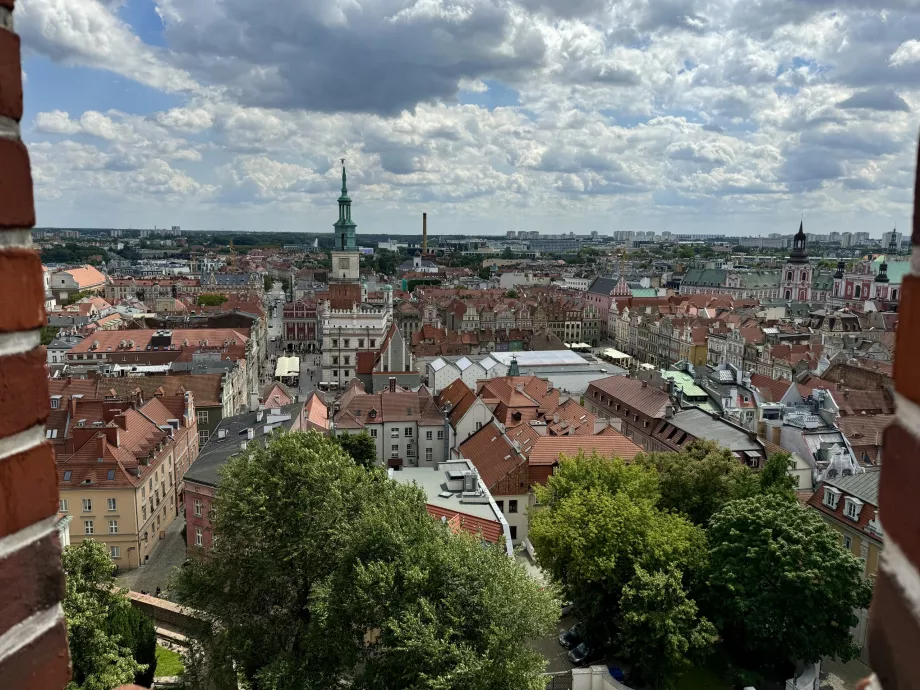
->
(329, 162, 361, 309)
(781, 221, 811, 301)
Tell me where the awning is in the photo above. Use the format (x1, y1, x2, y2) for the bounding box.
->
(602, 348, 632, 361)
(274, 356, 300, 378)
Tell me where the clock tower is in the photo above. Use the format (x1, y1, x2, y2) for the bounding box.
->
(329, 162, 361, 308)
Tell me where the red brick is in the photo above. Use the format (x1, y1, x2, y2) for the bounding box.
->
(0, 30, 22, 122)
(0, 249, 45, 332)
(0, 619, 71, 690)
(0, 443, 58, 539)
(894, 275, 920, 404)
(0, 534, 65, 639)
(879, 423, 920, 567)
(0, 348, 48, 438)
(0, 138, 34, 230)
(913, 136, 920, 245)
(869, 570, 920, 690)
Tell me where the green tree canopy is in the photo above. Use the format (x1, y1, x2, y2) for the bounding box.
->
(197, 293, 229, 306)
(174, 431, 555, 689)
(706, 494, 874, 666)
(334, 431, 378, 469)
(530, 453, 707, 646)
(63, 540, 144, 690)
(759, 451, 799, 499)
(618, 566, 718, 688)
(635, 440, 759, 525)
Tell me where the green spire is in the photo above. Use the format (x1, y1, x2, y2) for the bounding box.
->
(341, 162, 348, 196)
(334, 158, 357, 251)
(508, 355, 520, 377)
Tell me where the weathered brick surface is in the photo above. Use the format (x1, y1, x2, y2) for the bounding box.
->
(868, 570, 920, 690)
(0, 619, 71, 690)
(0, 534, 65, 639)
(0, 29, 22, 121)
(0, 249, 46, 332)
(0, 138, 35, 230)
(893, 275, 920, 404)
(0, 443, 58, 539)
(0, 348, 49, 438)
(879, 424, 920, 569)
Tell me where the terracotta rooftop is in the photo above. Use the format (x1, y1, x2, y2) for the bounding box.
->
(527, 433, 642, 466)
(587, 376, 671, 419)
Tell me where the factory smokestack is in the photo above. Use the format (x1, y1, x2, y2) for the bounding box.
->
(422, 212, 427, 253)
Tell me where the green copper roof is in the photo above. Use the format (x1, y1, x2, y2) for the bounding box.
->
(871, 258, 910, 284)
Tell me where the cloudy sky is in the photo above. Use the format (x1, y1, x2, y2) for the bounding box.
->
(18, 0, 920, 237)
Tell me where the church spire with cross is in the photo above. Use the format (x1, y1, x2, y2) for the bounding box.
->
(333, 159, 357, 252)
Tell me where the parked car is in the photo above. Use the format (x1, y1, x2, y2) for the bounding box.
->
(558, 622, 584, 649)
(567, 642, 601, 666)
(560, 602, 574, 618)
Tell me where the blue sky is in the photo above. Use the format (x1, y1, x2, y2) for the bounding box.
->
(16, 0, 920, 236)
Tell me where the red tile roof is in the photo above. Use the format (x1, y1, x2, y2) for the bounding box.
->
(527, 433, 642, 466)
(587, 376, 671, 419)
(425, 505, 503, 544)
(458, 421, 528, 491)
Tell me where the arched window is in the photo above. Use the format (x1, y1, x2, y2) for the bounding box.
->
(784, 289, 791, 299)
(786, 271, 793, 281)
(855, 285, 861, 298)
(892, 288, 899, 300)
(834, 283, 839, 296)
(801, 271, 808, 282)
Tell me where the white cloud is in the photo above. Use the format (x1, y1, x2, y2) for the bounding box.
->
(18, 0, 920, 233)
(890, 39, 920, 66)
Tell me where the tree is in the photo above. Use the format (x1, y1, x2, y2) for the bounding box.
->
(197, 293, 228, 307)
(505, 289, 518, 298)
(618, 567, 718, 688)
(63, 540, 144, 690)
(173, 431, 555, 689)
(41, 325, 61, 345)
(636, 440, 759, 525)
(530, 453, 707, 645)
(334, 431, 378, 469)
(706, 495, 874, 667)
(759, 451, 798, 499)
(262, 275, 272, 292)
(105, 604, 158, 687)
(501, 246, 514, 259)
(477, 266, 491, 280)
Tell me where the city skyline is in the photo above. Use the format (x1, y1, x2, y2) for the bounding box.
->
(18, 1, 920, 235)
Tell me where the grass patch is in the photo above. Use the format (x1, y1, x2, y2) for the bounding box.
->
(674, 665, 731, 690)
(155, 645, 184, 677)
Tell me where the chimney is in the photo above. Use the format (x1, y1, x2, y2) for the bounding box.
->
(114, 414, 128, 430)
(246, 428, 255, 440)
(422, 212, 427, 254)
(389, 377, 397, 393)
(642, 380, 648, 388)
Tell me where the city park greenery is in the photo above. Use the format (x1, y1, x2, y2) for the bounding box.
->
(62, 540, 158, 689)
(197, 293, 229, 306)
(172, 431, 557, 690)
(530, 442, 873, 688)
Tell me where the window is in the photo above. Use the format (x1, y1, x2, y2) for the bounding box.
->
(476, 421, 483, 430)
(390, 428, 400, 438)
(509, 526, 517, 540)
(496, 500, 504, 512)
(82, 498, 92, 512)
(194, 499, 202, 517)
(844, 535, 852, 550)
(108, 520, 118, 534)
(63, 470, 71, 481)
(195, 528, 203, 547)
(344, 339, 350, 347)
(59, 499, 68, 512)
(332, 356, 339, 365)
(426, 430, 432, 440)
(407, 446, 415, 457)
(107, 469, 115, 481)
(107, 498, 116, 511)
(391, 444, 399, 458)
(509, 500, 518, 513)
(142, 506, 147, 521)
(332, 339, 339, 347)
(404, 427, 413, 437)
(425, 447, 433, 461)
(370, 429, 378, 438)
(344, 356, 350, 365)
(370, 339, 376, 347)
(110, 546, 120, 559)
(345, 370, 350, 378)
(197, 410, 209, 424)
(50, 397, 59, 409)
(358, 339, 364, 347)
(332, 370, 338, 377)
(199, 429, 210, 445)
(84, 520, 94, 535)
(437, 430, 444, 440)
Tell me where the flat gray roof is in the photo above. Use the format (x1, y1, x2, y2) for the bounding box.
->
(390, 461, 498, 523)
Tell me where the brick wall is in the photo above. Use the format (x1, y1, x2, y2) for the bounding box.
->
(0, 0, 72, 686)
(868, 138, 920, 690)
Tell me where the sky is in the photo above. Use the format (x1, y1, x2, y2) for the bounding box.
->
(17, 0, 920, 237)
